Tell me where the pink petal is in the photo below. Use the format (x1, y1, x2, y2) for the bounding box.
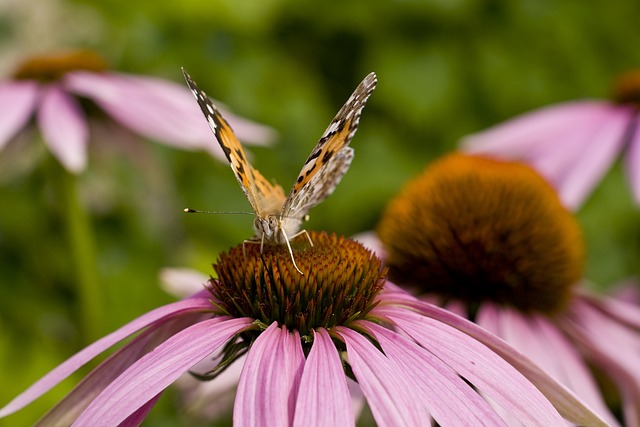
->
(594, 291, 640, 328)
(119, 393, 163, 427)
(336, 326, 425, 427)
(74, 317, 251, 426)
(552, 106, 631, 209)
(65, 71, 274, 157)
(627, 123, 640, 204)
(0, 81, 39, 150)
(37, 312, 211, 426)
(562, 300, 640, 427)
(234, 323, 305, 427)
(609, 280, 640, 306)
(37, 85, 88, 172)
(565, 300, 640, 378)
(493, 307, 618, 426)
(462, 101, 616, 158)
(373, 296, 608, 426)
(293, 328, 354, 427)
(381, 307, 564, 426)
(462, 101, 634, 209)
(159, 267, 210, 298)
(0, 295, 213, 418)
(366, 322, 506, 426)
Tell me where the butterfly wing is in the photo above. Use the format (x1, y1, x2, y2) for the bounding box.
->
(280, 72, 377, 219)
(182, 69, 285, 216)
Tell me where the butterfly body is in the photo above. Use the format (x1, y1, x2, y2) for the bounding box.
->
(183, 69, 377, 272)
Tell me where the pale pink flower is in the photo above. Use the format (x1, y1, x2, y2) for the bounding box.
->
(462, 71, 640, 210)
(0, 233, 604, 426)
(0, 50, 274, 173)
(374, 153, 640, 426)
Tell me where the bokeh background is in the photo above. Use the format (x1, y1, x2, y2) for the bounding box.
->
(1, 0, 639, 425)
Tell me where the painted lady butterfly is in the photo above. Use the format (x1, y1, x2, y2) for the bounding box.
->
(183, 69, 377, 274)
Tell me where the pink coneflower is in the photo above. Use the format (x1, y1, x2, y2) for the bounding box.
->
(375, 153, 640, 426)
(0, 50, 274, 173)
(461, 70, 640, 210)
(0, 232, 605, 425)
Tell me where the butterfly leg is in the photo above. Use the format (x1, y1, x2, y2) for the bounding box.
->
(242, 239, 261, 259)
(279, 228, 304, 275)
(289, 229, 314, 248)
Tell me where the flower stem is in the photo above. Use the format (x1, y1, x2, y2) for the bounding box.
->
(62, 169, 103, 343)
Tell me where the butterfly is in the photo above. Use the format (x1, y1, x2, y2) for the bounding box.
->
(183, 69, 377, 274)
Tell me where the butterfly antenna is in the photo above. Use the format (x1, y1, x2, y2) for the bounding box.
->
(184, 208, 254, 215)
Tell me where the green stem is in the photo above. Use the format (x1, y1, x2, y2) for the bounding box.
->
(62, 170, 103, 343)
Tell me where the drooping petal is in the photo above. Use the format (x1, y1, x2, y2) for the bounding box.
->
(234, 323, 305, 427)
(586, 290, 640, 329)
(74, 317, 252, 426)
(35, 312, 210, 426)
(365, 322, 505, 426)
(159, 267, 210, 298)
(37, 85, 88, 172)
(462, 101, 616, 158)
(561, 299, 640, 427)
(0, 294, 212, 418)
(462, 101, 633, 210)
(293, 328, 354, 427)
(0, 81, 39, 150)
(64, 71, 275, 158)
(626, 123, 640, 204)
(485, 306, 618, 426)
(373, 297, 608, 426)
(552, 106, 631, 209)
(336, 326, 426, 427)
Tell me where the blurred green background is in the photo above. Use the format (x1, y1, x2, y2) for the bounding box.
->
(1, 0, 639, 425)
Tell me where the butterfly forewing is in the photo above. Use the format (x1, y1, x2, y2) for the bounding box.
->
(182, 69, 285, 217)
(280, 72, 377, 218)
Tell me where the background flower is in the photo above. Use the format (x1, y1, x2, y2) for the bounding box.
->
(0, 50, 275, 173)
(375, 153, 640, 426)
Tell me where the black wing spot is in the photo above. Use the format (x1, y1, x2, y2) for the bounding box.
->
(322, 150, 334, 163)
(234, 147, 245, 161)
(305, 149, 322, 165)
(304, 163, 317, 177)
(220, 143, 232, 162)
(236, 162, 245, 175)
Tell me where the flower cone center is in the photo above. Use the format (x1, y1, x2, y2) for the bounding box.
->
(13, 50, 108, 82)
(613, 69, 640, 106)
(377, 153, 584, 314)
(209, 232, 386, 336)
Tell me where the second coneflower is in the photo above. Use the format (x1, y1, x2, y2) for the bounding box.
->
(0, 232, 605, 426)
(376, 153, 640, 427)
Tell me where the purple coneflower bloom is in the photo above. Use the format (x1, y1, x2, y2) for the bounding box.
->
(0, 232, 605, 426)
(0, 50, 274, 173)
(374, 153, 640, 426)
(461, 70, 640, 210)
